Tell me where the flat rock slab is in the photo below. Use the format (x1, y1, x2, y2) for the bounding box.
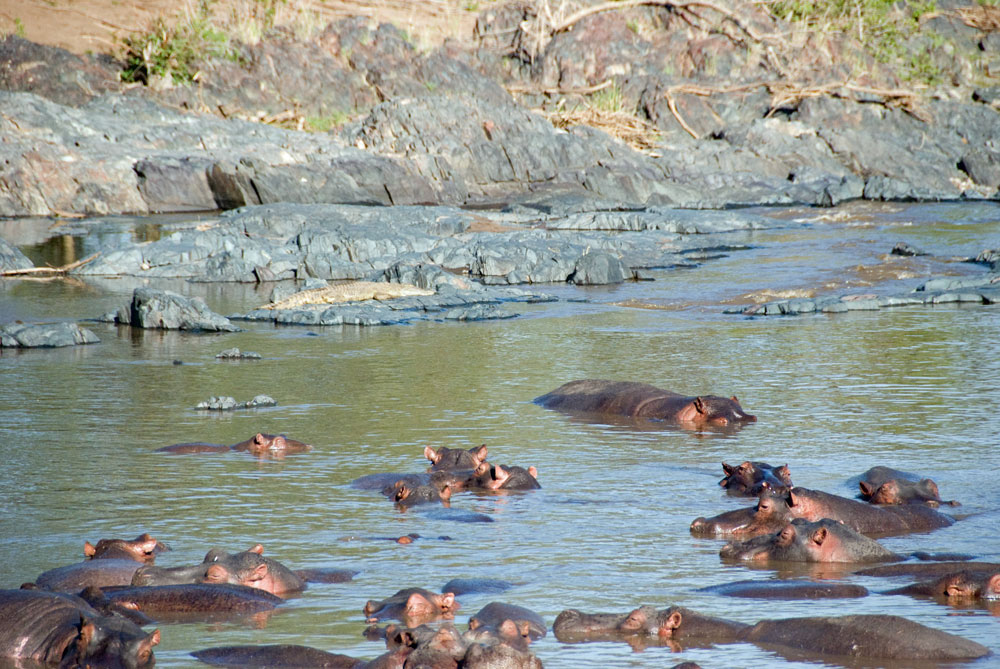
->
(727, 272, 1000, 316)
(0, 321, 99, 347)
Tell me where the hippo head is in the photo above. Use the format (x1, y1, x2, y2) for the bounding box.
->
(84, 533, 169, 563)
(679, 395, 757, 427)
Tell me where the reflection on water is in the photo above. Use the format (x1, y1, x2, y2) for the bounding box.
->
(0, 202, 999, 668)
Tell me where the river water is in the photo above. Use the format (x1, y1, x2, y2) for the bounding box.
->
(1, 201, 999, 668)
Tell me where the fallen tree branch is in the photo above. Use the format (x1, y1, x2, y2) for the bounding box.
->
(552, 0, 764, 42)
(664, 91, 700, 138)
(1, 252, 100, 277)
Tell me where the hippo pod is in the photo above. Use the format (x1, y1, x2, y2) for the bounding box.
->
(691, 486, 956, 539)
(0, 589, 159, 668)
(720, 518, 902, 563)
(534, 379, 756, 428)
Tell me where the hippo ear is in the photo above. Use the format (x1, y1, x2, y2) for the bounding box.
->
(810, 526, 829, 545)
(440, 592, 456, 611)
(859, 481, 874, 497)
(693, 396, 706, 414)
(468, 616, 482, 631)
(439, 484, 452, 501)
(249, 544, 264, 555)
(722, 462, 735, 476)
(249, 563, 269, 582)
(528, 466, 538, 479)
(473, 444, 488, 463)
(423, 446, 439, 463)
(83, 541, 97, 558)
(730, 395, 739, 402)
(787, 489, 802, 508)
(132, 629, 160, 667)
(659, 610, 683, 637)
(984, 574, 1000, 598)
(776, 464, 791, 483)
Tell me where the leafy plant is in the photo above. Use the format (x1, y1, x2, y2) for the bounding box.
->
(119, 0, 238, 84)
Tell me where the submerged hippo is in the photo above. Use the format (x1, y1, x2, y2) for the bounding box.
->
(193, 644, 366, 668)
(720, 518, 902, 563)
(0, 589, 159, 668)
(720, 461, 792, 496)
(467, 463, 541, 491)
(156, 432, 312, 456)
(856, 466, 958, 507)
(740, 614, 990, 662)
(553, 605, 747, 646)
(84, 533, 170, 563)
(424, 444, 489, 471)
(131, 544, 308, 595)
(886, 569, 1000, 601)
(364, 587, 459, 625)
(534, 380, 756, 428)
(467, 602, 547, 642)
(82, 583, 284, 620)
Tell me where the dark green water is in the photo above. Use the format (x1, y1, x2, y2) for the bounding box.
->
(1, 201, 999, 668)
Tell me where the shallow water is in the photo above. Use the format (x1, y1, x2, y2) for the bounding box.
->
(1, 201, 999, 668)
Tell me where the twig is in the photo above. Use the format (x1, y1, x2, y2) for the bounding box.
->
(552, 0, 763, 42)
(664, 91, 699, 138)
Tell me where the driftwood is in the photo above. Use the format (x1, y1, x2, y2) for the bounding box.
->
(1, 252, 100, 277)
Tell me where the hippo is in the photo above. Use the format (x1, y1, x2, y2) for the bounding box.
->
(156, 432, 312, 456)
(192, 645, 366, 667)
(390, 481, 452, 508)
(441, 578, 514, 596)
(739, 614, 990, 661)
(697, 579, 869, 599)
(0, 589, 160, 669)
(534, 379, 756, 428)
(467, 463, 541, 491)
(553, 605, 748, 646)
(34, 558, 149, 591)
(719, 461, 792, 496)
(467, 602, 547, 642)
(424, 444, 489, 471)
(857, 561, 1000, 578)
(856, 466, 958, 507)
(363, 587, 459, 625)
(886, 569, 1000, 600)
(692, 486, 956, 539)
(720, 518, 902, 563)
(84, 533, 170, 563)
(81, 583, 284, 621)
(131, 544, 308, 594)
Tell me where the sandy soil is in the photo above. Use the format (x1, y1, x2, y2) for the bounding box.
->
(0, 0, 480, 56)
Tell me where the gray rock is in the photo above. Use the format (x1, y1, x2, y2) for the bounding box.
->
(0, 238, 34, 272)
(111, 287, 241, 331)
(215, 348, 262, 360)
(569, 251, 627, 285)
(0, 321, 100, 348)
(195, 395, 277, 410)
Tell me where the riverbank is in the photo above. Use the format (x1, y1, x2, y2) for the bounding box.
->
(1, 0, 998, 218)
